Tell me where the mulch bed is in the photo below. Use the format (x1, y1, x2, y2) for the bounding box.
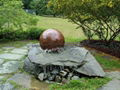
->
(80, 40, 120, 59)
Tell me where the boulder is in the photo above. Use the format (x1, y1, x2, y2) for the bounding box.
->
(24, 44, 105, 82)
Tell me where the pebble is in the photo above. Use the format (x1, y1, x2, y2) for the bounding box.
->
(38, 73, 44, 81)
(71, 76, 79, 80)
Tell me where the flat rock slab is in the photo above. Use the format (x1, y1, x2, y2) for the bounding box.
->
(106, 71, 120, 79)
(0, 76, 5, 81)
(99, 79, 120, 90)
(0, 61, 20, 74)
(0, 59, 4, 65)
(0, 53, 24, 60)
(2, 47, 14, 50)
(0, 82, 15, 90)
(21, 46, 28, 49)
(11, 48, 28, 55)
(26, 45, 105, 77)
(8, 73, 32, 88)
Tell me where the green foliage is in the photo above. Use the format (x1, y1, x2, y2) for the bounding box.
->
(49, 0, 120, 41)
(50, 78, 110, 90)
(0, 0, 38, 32)
(22, 0, 33, 9)
(0, 27, 44, 41)
(29, 0, 58, 16)
(27, 27, 44, 40)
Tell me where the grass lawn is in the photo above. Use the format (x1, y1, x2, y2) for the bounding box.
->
(37, 16, 86, 42)
(95, 55, 120, 70)
(50, 78, 110, 90)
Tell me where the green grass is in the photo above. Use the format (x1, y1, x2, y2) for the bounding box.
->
(37, 16, 86, 42)
(49, 77, 110, 90)
(95, 55, 120, 70)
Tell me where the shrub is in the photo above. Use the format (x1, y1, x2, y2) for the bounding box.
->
(27, 27, 44, 40)
(0, 27, 44, 41)
(0, 0, 38, 35)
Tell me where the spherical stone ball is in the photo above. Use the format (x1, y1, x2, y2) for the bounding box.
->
(39, 29, 65, 50)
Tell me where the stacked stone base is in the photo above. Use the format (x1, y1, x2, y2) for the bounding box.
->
(24, 44, 105, 83)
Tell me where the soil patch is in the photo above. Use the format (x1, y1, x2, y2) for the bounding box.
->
(80, 40, 120, 59)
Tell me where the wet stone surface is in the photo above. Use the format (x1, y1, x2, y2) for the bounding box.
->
(0, 59, 4, 65)
(0, 82, 15, 90)
(98, 71, 120, 90)
(8, 73, 32, 88)
(0, 61, 21, 74)
(2, 47, 15, 50)
(99, 79, 120, 90)
(24, 44, 105, 83)
(105, 71, 120, 79)
(11, 49, 28, 55)
(0, 53, 24, 60)
(0, 76, 5, 81)
(0, 45, 33, 90)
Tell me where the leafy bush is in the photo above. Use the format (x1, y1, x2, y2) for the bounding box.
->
(0, 0, 38, 33)
(23, 0, 59, 16)
(27, 27, 44, 40)
(0, 27, 44, 41)
(49, 0, 120, 42)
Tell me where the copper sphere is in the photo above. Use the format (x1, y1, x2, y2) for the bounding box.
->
(39, 29, 65, 50)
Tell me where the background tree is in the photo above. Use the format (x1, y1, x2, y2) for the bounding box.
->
(0, 0, 37, 32)
(22, 0, 33, 9)
(22, 0, 59, 16)
(48, 0, 120, 42)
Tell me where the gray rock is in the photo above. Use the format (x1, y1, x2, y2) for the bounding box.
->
(11, 48, 28, 55)
(0, 76, 5, 81)
(38, 73, 44, 81)
(76, 52, 105, 77)
(21, 46, 28, 49)
(106, 71, 120, 79)
(3, 51, 9, 53)
(51, 69, 59, 75)
(60, 70, 68, 77)
(28, 46, 85, 66)
(71, 76, 79, 80)
(24, 57, 42, 75)
(0, 53, 24, 60)
(0, 59, 4, 65)
(99, 79, 120, 90)
(67, 73, 73, 80)
(0, 61, 20, 74)
(8, 73, 32, 88)
(45, 80, 53, 83)
(0, 82, 15, 90)
(26, 45, 105, 77)
(2, 47, 14, 50)
(48, 75, 55, 81)
(55, 75, 62, 82)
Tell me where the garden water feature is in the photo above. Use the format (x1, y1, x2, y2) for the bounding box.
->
(0, 41, 120, 90)
(1, 29, 119, 90)
(24, 44, 105, 83)
(24, 29, 105, 83)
